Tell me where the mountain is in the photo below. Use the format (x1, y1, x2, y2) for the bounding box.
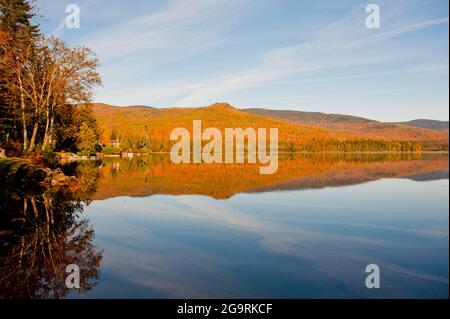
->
(396, 119, 449, 132)
(244, 108, 375, 125)
(243, 108, 448, 142)
(90, 103, 448, 152)
(92, 103, 337, 151)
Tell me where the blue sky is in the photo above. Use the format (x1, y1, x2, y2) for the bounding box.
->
(37, 0, 449, 121)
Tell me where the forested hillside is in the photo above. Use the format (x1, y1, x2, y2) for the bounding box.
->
(91, 103, 447, 153)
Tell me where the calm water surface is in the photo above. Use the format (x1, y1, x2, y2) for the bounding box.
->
(1, 153, 448, 298)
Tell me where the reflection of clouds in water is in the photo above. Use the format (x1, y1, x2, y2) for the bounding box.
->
(89, 191, 448, 297)
(99, 236, 240, 298)
(171, 196, 441, 251)
(171, 195, 448, 295)
(90, 196, 263, 297)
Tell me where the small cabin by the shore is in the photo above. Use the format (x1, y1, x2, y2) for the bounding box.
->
(102, 139, 121, 148)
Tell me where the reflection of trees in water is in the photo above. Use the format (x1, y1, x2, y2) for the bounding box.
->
(91, 152, 449, 200)
(0, 176, 102, 299)
(61, 160, 101, 203)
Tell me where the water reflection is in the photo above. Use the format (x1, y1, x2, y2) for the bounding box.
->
(1, 153, 448, 298)
(0, 165, 103, 299)
(81, 153, 448, 298)
(87, 152, 448, 200)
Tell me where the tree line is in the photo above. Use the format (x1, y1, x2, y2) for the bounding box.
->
(281, 139, 425, 152)
(102, 130, 426, 154)
(0, 0, 101, 158)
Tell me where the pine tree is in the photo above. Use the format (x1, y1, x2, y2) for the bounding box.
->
(0, 0, 39, 147)
(0, 0, 39, 37)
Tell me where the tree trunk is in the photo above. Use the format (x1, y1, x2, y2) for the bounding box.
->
(28, 121, 39, 152)
(18, 77, 28, 151)
(42, 108, 50, 150)
(48, 114, 55, 147)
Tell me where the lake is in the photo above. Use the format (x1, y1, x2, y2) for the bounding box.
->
(0, 153, 448, 298)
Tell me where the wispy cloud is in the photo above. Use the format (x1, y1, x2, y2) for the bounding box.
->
(172, 2, 449, 105)
(42, 0, 447, 120)
(245, 63, 450, 87)
(83, 0, 257, 64)
(349, 16, 449, 47)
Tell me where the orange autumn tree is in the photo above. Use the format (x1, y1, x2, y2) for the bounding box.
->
(0, 0, 102, 155)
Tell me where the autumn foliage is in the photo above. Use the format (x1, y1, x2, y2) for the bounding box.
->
(92, 103, 447, 153)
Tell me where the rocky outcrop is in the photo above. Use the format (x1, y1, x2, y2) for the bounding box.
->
(0, 158, 76, 191)
(44, 168, 77, 186)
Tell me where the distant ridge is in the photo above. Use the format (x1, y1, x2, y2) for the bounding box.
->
(243, 107, 448, 142)
(396, 119, 449, 132)
(127, 105, 156, 109)
(96, 103, 156, 110)
(243, 108, 375, 125)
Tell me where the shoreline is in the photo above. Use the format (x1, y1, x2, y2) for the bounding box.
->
(55, 151, 450, 164)
(0, 158, 76, 190)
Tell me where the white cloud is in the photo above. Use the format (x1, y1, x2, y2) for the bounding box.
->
(82, 0, 254, 64)
(169, 1, 449, 106)
(348, 16, 449, 48)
